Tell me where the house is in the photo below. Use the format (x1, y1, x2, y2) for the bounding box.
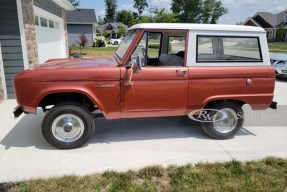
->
(96, 22, 128, 38)
(67, 9, 97, 46)
(243, 9, 287, 41)
(0, 0, 74, 99)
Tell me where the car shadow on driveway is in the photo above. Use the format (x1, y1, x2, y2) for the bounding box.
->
(0, 110, 255, 150)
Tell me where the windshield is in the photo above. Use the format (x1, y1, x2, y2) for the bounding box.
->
(116, 30, 138, 59)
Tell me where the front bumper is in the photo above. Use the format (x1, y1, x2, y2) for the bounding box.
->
(269, 101, 277, 109)
(13, 106, 24, 118)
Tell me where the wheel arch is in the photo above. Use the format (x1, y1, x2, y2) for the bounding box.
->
(204, 99, 246, 109)
(37, 90, 104, 114)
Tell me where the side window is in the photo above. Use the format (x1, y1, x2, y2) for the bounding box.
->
(198, 37, 213, 54)
(148, 33, 162, 59)
(132, 32, 162, 66)
(132, 32, 147, 66)
(168, 36, 186, 55)
(197, 36, 262, 62)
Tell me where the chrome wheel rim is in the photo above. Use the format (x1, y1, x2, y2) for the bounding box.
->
(51, 114, 84, 143)
(213, 108, 238, 134)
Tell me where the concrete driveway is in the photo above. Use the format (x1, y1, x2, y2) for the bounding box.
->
(0, 80, 287, 182)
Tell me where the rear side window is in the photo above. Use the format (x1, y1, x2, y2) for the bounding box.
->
(197, 36, 262, 62)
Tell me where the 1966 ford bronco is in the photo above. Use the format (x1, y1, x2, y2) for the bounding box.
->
(13, 23, 277, 149)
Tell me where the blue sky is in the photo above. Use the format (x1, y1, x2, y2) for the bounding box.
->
(78, 0, 287, 24)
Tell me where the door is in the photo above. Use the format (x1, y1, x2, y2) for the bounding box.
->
(34, 9, 66, 63)
(120, 31, 188, 118)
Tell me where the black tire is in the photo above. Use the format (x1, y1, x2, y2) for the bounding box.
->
(201, 101, 244, 139)
(42, 103, 95, 149)
(114, 41, 119, 45)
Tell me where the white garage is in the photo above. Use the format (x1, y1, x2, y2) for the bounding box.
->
(0, 0, 74, 99)
(34, 6, 67, 63)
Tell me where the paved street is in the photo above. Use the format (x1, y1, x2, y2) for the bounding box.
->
(0, 80, 286, 182)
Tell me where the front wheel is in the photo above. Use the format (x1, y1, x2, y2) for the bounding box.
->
(42, 103, 95, 149)
(201, 102, 244, 139)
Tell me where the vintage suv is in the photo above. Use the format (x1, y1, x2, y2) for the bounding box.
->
(13, 24, 276, 149)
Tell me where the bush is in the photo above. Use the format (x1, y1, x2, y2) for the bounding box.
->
(94, 36, 106, 47)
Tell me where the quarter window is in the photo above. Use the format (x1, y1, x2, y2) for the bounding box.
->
(197, 36, 262, 62)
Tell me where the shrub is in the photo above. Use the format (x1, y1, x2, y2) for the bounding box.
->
(94, 36, 106, 47)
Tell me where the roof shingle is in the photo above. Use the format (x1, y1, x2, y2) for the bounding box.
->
(67, 9, 97, 24)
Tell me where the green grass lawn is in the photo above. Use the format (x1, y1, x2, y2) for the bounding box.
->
(268, 42, 287, 54)
(7, 157, 287, 192)
(69, 46, 117, 58)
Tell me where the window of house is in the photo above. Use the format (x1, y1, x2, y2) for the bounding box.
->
(197, 36, 262, 62)
(34, 16, 39, 26)
(49, 20, 54, 28)
(266, 30, 273, 39)
(168, 36, 186, 55)
(40, 17, 48, 27)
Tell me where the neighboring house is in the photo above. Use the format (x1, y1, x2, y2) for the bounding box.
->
(96, 23, 128, 38)
(243, 9, 287, 41)
(67, 9, 97, 46)
(0, 0, 74, 99)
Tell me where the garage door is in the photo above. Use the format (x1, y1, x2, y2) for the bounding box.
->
(34, 8, 66, 63)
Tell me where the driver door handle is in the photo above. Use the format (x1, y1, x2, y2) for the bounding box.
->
(176, 69, 187, 77)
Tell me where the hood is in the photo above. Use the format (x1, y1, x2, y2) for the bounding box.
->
(31, 57, 119, 70)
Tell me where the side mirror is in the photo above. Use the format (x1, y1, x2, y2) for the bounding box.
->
(130, 54, 142, 73)
(124, 54, 142, 86)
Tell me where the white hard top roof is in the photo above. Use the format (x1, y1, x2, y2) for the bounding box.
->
(129, 23, 265, 33)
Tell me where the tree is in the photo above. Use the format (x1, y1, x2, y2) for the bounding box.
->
(139, 15, 155, 23)
(171, 0, 227, 24)
(151, 8, 178, 23)
(203, 0, 228, 24)
(276, 25, 285, 42)
(134, 0, 148, 18)
(138, 8, 178, 24)
(98, 16, 105, 25)
(171, 0, 202, 23)
(68, 0, 80, 7)
(118, 26, 126, 37)
(78, 33, 88, 53)
(104, 0, 117, 23)
(116, 10, 135, 27)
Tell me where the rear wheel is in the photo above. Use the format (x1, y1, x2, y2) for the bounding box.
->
(114, 41, 119, 45)
(42, 103, 95, 149)
(201, 101, 244, 139)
